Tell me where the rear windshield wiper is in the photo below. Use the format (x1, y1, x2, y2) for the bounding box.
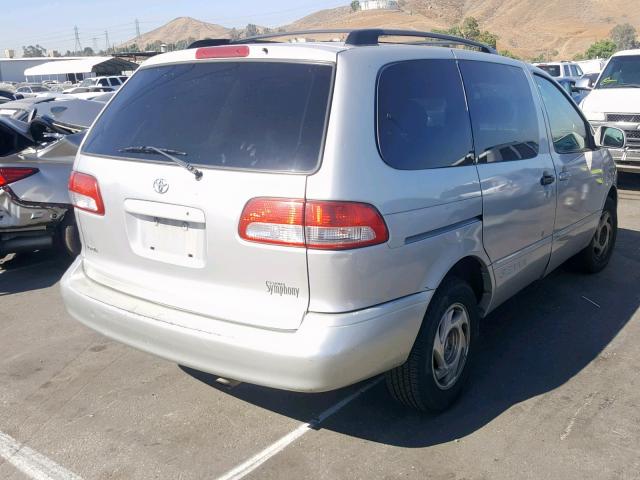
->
(119, 145, 203, 180)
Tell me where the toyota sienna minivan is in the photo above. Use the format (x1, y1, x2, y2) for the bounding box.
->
(61, 30, 623, 412)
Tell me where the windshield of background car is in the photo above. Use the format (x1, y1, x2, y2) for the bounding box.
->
(596, 55, 640, 89)
(538, 65, 560, 77)
(81, 61, 334, 173)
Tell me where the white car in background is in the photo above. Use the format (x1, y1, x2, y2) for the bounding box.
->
(63, 76, 127, 93)
(581, 49, 640, 173)
(534, 61, 583, 83)
(14, 84, 51, 98)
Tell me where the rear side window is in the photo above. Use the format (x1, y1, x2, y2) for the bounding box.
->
(534, 75, 590, 154)
(376, 59, 474, 170)
(82, 62, 334, 173)
(459, 61, 539, 163)
(538, 65, 560, 77)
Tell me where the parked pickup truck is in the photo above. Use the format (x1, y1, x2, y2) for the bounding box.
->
(581, 49, 640, 173)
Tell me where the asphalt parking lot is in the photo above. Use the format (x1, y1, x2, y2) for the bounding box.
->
(1, 175, 640, 480)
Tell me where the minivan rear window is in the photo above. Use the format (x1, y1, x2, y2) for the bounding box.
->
(82, 62, 334, 173)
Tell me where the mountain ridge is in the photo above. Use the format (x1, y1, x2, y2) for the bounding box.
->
(121, 2, 640, 59)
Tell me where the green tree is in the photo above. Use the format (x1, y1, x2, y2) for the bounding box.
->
(585, 39, 617, 59)
(230, 28, 241, 41)
(82, 47, 95, 56)
(610, 23, 637, 50)
(22, 44, 46, 57)
(351, 1, 361, 12)
(477, 31, 498, 49)
(437, 17, 498, 49)
(499, 49, 520, 59)
(460, 17, 481, 40)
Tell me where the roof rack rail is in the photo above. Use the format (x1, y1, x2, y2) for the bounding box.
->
(344, 29, 496, 53)
(189, 29, 497, 54)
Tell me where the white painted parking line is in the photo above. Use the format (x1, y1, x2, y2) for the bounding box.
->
(0, 431, 83, 480)
(216, 377, 383, 480)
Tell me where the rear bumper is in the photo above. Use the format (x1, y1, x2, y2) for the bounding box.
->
(61, 258, 431, 392)
(0, 187, 69, 254)
(0, 187, 68, 230)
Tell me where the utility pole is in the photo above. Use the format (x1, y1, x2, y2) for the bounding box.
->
(74, 26, 82, 55)
(92, 37, 98, 51)
(104, 30, 110, 53)
(135, 18, 141, 39)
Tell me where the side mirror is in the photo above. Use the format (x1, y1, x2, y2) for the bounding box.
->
(572, 85, 592, 93)
(596, 126, 626, 149)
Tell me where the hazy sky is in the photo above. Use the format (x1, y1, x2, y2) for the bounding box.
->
(1, 0, 347, 56)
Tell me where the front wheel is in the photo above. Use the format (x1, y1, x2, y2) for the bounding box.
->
(572, 197, 617, 274)
(386, 276, 479, 412)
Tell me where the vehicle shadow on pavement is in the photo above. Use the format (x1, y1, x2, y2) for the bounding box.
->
(183, 226, 640, 448)
(0, 251, 72, 295)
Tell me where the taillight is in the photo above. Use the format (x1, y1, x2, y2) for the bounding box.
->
(69, 171, 105, 215)
(239, 198, 388, 250)
(304, 200, 389, 249)
(195, 45, 250, 59)
(238, 198, 305, 247)
(0, 167, 38, 187)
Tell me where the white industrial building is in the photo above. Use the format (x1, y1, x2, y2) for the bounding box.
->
(0, 57, 77, 83)
(360, 0, 399, 10)
(23, 56, 138, 83)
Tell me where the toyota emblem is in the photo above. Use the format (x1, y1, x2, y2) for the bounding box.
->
(153, 178, 169, 194)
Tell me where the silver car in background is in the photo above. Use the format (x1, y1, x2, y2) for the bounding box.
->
(61, 29, 622, 412)
(0, 98, 105, 257)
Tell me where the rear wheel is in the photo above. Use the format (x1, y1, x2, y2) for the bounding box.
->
(386, 276, 479, 412)
(572, 197, 617, 273)
(56, 214, 81, 258)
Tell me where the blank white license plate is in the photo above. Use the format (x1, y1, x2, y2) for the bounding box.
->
(126, 213, 206, 267)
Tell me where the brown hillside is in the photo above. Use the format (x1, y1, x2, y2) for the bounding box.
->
(122, 17, 229, 48)
(288, 1, 640, 60)
(123, 2, 640, 60)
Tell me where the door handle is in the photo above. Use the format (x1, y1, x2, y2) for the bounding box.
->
(540, 171, 556, 186)
(558, 170, 570, 182)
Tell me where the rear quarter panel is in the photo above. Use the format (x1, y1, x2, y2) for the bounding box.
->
(305, 46, 492, 314)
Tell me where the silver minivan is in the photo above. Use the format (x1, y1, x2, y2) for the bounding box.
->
(61, 30, 623, 412)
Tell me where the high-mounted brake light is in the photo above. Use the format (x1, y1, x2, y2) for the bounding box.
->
(69, 171, 105, 215)
(239, 198, 388, 250)
(195, 45, 250, 59)
(0, 167, 38, 187)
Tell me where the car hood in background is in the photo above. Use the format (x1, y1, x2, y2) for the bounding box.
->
(582, 88, 640, 114)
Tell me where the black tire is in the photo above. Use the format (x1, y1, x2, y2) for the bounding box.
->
(56, 214, 81, 258)
(572, 196, 617, 274)
(386, 276, 479, 412)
